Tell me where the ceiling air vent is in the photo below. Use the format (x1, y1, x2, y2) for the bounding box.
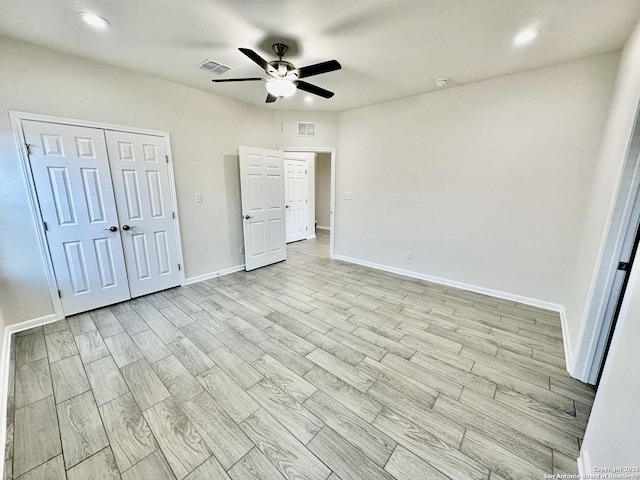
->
(197, 59, 232, 75)
(297, 122, 316, 137)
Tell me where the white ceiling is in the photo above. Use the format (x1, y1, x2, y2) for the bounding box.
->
(1, 0, 639, 112)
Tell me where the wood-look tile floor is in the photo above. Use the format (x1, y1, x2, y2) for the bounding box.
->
(4, 231, 595, 480)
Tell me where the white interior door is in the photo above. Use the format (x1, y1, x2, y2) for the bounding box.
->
(105, 131, 181, 298)
(284, 159, 308, 243)
(239, 146, 286, 271)
(23, 120, 131, 315)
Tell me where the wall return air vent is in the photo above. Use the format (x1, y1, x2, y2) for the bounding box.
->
(297, 122, 316, 137)
(197, 59, 232, 75)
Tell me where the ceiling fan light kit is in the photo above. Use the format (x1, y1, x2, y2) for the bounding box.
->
(212, 43, 341, 103)
(266, 77, 296, 98)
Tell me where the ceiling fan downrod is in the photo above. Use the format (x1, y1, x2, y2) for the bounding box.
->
(272, 43, 288, 60)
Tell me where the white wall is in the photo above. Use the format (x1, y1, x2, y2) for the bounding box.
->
(316, 152, 332, 228)
(577, 20, 640, 470)
(274, 110, 340, 148)
(274, 110, 339, 240)
(0, 37, 275, 326)
(336, 53, 618, 312)
(568, 20, 640, 371)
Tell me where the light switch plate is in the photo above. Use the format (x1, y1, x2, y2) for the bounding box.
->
(195, 193, 203, 203)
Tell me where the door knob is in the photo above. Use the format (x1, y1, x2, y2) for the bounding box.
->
(103, 226, 118, 232)
(244, 215, 253, 220)
(122, 225, 131, 231)
(285, 205, 290, 209)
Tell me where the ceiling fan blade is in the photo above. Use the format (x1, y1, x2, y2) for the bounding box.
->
(239, 48, 277, 75)
(297, 60, 342, 79)
(211, 77, 263, 83)
(295, 81, 335, 99)
(266, 93, 277, 103)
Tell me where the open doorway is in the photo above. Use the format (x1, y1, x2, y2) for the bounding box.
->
(312, 152, 332, 255)
(315, 152, 332, 234)
(281, 147, 336, 258)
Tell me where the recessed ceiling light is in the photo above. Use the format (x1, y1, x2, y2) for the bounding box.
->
(513, 28, 540, 46)
(78, 12, 110, 30)
(303, 96, 314, 103)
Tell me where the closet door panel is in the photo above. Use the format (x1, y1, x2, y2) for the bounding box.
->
(105, 131, 180, 297)
(23, 120, 130, 315)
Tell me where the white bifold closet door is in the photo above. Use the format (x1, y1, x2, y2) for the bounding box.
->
(23, 120, 180, 316)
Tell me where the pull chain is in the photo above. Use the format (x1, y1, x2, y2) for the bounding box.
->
(280, 98, 283, 132)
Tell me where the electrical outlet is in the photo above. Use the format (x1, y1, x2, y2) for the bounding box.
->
(195, 193, 203, 203)
(406, 250, 413, 260)
(342, 192, 352, 200)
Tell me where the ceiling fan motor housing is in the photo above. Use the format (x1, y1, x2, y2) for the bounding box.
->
(268, 60, 297, 78)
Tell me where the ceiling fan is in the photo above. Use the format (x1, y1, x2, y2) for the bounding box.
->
(212, 43, 341, 103)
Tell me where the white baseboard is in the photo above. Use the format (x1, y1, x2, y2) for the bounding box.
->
(577, 448, 590, 476)
(332, 254, 565, 316)
(316, 226, 330, 231)
(4, 313, 61, 337)
(307, 235, 317, 240)
(559, 306, 575, 374)
(184, 264, 245, 285)
(334, 254, 574, 373)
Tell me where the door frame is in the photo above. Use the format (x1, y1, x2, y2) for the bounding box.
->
(280, 147, 336, 258)
(9, 110, 185, 319)
(573, 104, 640, 383)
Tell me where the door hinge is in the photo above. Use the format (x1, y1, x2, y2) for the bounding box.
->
(166, 155, 169, 164)
(305, 169, 307, 174)
(24, 143, 31, 155)
(43, 221, 48, 231)
(178, 264, 181, 271)
(172, 212, 175, 219)
(57, 290, 62, 298)
(618, 261, 630, 271)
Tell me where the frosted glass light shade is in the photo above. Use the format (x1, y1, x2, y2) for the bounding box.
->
(266, 78, 296, 98)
